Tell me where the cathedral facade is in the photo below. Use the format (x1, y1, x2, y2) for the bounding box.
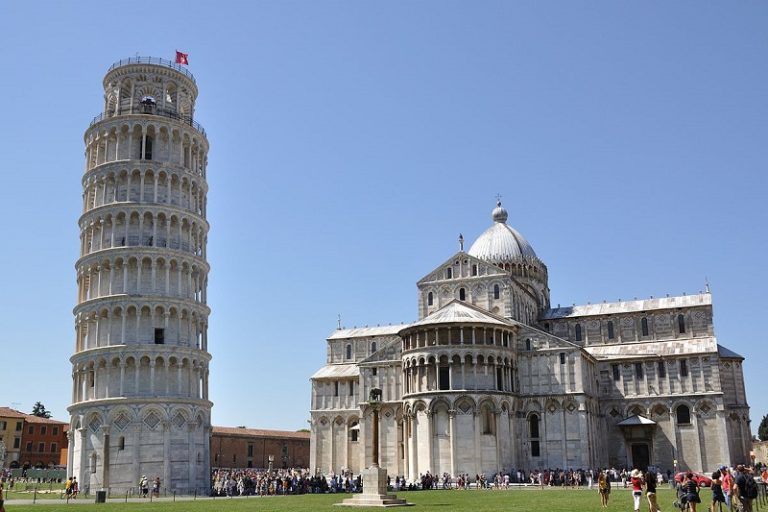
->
(310, 202, 751, 479)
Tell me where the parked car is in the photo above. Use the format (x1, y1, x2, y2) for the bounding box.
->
(674, 472, 712, 488)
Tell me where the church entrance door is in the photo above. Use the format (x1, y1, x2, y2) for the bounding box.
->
(631, 443, 650, 471)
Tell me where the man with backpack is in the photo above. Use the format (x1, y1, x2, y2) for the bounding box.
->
(734, 464, 758, 512)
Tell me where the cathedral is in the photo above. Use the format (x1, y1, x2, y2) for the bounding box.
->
(310, 201, 752, 479)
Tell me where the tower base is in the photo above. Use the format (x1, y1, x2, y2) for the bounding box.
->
(336, 466, 412, 507)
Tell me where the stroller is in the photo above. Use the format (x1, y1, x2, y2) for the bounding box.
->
(673, 482, 690, 511)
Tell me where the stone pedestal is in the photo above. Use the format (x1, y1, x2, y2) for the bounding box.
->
(336, 466, 411, 507)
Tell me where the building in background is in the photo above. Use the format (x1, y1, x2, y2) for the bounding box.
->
(211, 427, 310, 470)
(0, 407, 68, 469)
(310, 201, 751, 478)
(68, 56, 212, 494)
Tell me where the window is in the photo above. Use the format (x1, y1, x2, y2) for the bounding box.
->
(28, 426, 34, 435)
(40, 426, 47, 435)
(459, 288, 466, 301)
(38, 442, 45, 453)
(641, 317, 649, 336)
(658, 361, 666, 378)
(15, 422, 22, 431)
(525, 338, 531, 351)
(544, 323, 550, 333)
(427, 292, 433, 306)
(575, 324, 582, 342)
(635, 362, 644, 379)
(351, 429, 359, 442)
(26, 442, 32, 452)
(612, 364, 620, 381)
(446, 268, 452, 279)
(439, 367, 450, 390)
(52, 427, 58, 436)
(13, 438, 20, 449)
(676, 404, 691, 424)
(472, 264, 478, 276)
(529, 413, 540, 456)
(680, 359, 688, 377)
(50, 443, 57, 453)
(154, 328, 165, 344)
(493, 284, 500, 300)
(607, 321, 615, 340)
(247, 461, 253, 468)
(0, 421, 5, 430)
(345, 344, 352, 360)
(233, 454, 237, 463)
(349, 381, 354, 396)
(142, 136, 153, 160)
(372, 367, 377, 376)
(531, 441, 540, 457)
(334, 381, 339, 397)
(559, 353, 566, 365)
(370, 341, 377, 353)
(678, 314, 686, 334)
(118, 437, 125, 450)
(247, 444, 254, 457)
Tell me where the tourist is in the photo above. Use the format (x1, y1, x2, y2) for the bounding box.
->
(598, 471, 611, 508)
(65, 476, 73, 500)
(153, 476, 161, 497)
(630, 469, 644, 512)
(71, 476, 78, 499)
(733, 464, 757, 512)
(721, 466, 733, 510)
(139, 475, 149, 497)
(645, 467, 660, 512)
(682, 472, 701, 512)
(709, 470, 725, 512)
(0, 477, 6, 512)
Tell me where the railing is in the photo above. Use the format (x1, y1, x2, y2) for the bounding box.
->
(90, 106, 206, 137)
(107, 56, 196, 84)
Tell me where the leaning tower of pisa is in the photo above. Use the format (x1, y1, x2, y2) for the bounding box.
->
(69, 57, 211, 494)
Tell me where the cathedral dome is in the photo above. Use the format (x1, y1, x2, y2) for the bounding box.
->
(468, 201, 539, 263)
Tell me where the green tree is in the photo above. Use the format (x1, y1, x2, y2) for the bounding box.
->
(31, 401, 52, 418)
(759, 414, 768, 442)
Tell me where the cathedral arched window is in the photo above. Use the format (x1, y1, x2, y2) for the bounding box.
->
(142, 136, 153, 160)
(676, 404, 691, 424)
(446, 268, 452, 279)
(459, 288, 466, 301)
(529, 414, 540, 457)
(345, 344, 352, 360)
(427, 292, 433, 306)
(493, 284, 500, 300)
(370, 341, 377, 353)
(525, 338, 531, 351)
(641, 317, 649, 336)
(574, 324, 582, 342)
(607, 321, 615, 340)
(677, 314, 686, 334)
(472, 264, 478, 276)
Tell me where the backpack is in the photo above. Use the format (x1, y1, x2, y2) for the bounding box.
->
(744, 475, 758, 500)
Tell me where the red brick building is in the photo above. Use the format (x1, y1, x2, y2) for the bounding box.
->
(19, 415, 69, 469)
(211, 427, 310, 470)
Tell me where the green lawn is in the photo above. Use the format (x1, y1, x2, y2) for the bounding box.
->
(3, 487, 698, 512)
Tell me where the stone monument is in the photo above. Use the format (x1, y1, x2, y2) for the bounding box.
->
(338, 389, 411, 507)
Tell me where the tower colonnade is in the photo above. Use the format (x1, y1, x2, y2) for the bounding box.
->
(69, 57, 212, 494)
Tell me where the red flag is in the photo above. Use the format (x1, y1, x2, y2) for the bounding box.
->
(175, 51, 189, 65)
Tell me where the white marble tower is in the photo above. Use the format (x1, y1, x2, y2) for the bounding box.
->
(69, 57, 212, 494)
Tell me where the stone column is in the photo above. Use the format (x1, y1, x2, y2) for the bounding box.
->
(448, 409, 457, 477)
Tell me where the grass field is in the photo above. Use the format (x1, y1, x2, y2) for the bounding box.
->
(4, 486, 697, 512)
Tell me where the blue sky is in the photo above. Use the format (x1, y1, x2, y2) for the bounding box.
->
(0, 1, 766, 435)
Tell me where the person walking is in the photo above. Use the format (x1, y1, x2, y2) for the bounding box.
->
(721, 467, 733, 510)
(630, 469, 644, 512)
(598, 471, 611, 508)
(645, 468, 661, 512)
(709, 470, 725, 512)
(734, 464, 757, 512)
(682, 472, 701, 512)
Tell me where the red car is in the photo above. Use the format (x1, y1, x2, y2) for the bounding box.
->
(674, 472, 712, 488)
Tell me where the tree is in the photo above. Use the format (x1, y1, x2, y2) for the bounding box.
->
(759, 414, 768, 442)
(31, 402, 52, 419)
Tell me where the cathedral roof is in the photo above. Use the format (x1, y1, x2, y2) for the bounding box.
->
(467, 201, 539, 264)
(403, 300, 510, 329)
(717, 344, 743, 360)
(584, 336, 718, 359)
(311, 364, 360, 380)
(327, 325, 404, 340)
(541, 293, 711, 319)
